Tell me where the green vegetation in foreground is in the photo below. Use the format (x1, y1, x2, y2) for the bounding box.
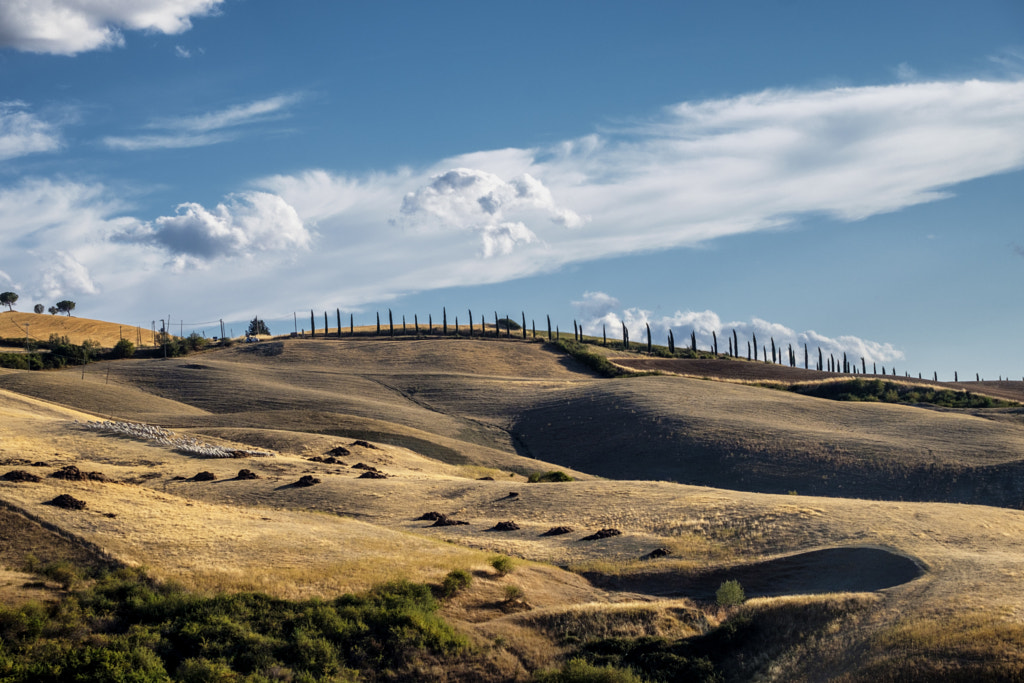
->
(0, 565, 467, 682)
(783, 378, 1017, 409)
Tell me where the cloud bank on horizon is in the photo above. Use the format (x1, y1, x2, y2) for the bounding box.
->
(0, 74, 1023, 362)
(573, 291, 904, 367)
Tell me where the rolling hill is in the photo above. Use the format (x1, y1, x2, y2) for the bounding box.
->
(2, 327, 1024, 680)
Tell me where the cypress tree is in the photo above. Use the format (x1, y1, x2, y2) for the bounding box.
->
(375, 312, 380, 336)
(955, 371, 958, 382)
(556, 325, 560, 340)
(977, 373, 980, 381)
(622, 323, 629, 350)
(469, 310, 473, 337)
(532, 320, 536, 338)
(415, 314, 419, 335)
(763, 345, 768, 363)
(429, 314, 432, 333)
(336, 309, 341, 338)
(494, 311, 499, 337)
(522, 312, 527, 339)
(350, 313, 354, 336)
(668, 329, 675, 354)
(753, 333, 758, 361)
(403, 315, 407, 334)
(804, 343, 809, 370)
(728, 338, 733, 356)
(873, 362, 877, 374)
(311, 310, 316, 338)
(934, 371, 938, 381)
(603, 324, 606, 346)
(713, 331, 718, 356)
(861, 357, 866, 374)
(748, 341, 752, 360)
(788, 344, 793, 367)
(455, 316, 458, 335)
(818, 347, 823, 371)
(573, 320, 578, 341)
(389, 309, 394, 337)
(733, 329, 738, 358)
(843, 352, 848, 373)
(691, 330, 697, 353)
(646, 323, 652, 353)
(443, 308, 447, 336)
(324, 311, 328, 337)
(771, 338, 776, 364)
(547, 315, 552, 340)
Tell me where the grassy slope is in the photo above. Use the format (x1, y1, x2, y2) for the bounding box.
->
(0, 310, 154, 348)
(2, 334, 1024, 678)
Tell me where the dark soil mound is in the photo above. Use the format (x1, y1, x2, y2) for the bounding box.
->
(581, 528, 622, 541)
(30, 461, 50, 467)
(417, 511, 445, 520)
(431, 515, 470, 527)
(308, 456, 324, 462)
(295, 475, 321, 487)
(50, 465, 88, 481)
(351, 440, 378, 449)
(351, 462, 379, 472)
(1, 470, 41, 483)
(504, 491, 520, 499)
(491, 521, 520, 531)
(642, 547, 672, 560)
(236, 469, 259, 480)
(477, 476, 495, 481)
(191, 471, 216, 481)
(326, 446, 351, 457)
(358, 471, 389, 479)
(45, 494, 87, 510)
(540, 526, 574, 536)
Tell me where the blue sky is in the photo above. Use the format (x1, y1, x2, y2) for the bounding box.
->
(1, 0, 1022, 379)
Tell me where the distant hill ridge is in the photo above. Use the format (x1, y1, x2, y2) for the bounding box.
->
(0, 311, 153, 349)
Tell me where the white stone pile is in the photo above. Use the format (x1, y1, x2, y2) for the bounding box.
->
(78, 420, 272, 458)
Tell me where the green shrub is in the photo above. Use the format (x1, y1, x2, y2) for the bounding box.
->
(716, 580, 745, 607)
(438, 569, 473, 599)
(112, 338, 135, 359)
(534, 658, 647, 683)
(490, 555, 516, 576)
(528, 470, 574, 483)
(503, 585, 524, 602)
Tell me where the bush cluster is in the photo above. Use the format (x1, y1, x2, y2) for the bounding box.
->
(528, 470, 574, 483)
(790, 378, 1016, 409)
(0, 566, 468, 682)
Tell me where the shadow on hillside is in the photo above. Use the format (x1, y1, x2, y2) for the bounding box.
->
(589, 546, 925, 599)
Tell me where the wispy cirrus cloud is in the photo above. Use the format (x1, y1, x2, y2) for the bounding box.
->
(0, 101, 62, 161)
(0, 0, 223, 56)
(1, 78, 1023, 324)
(104, 94, 302, 151)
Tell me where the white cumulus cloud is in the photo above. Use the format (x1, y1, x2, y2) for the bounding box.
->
(0, 0, 223, 55)
(116, 192, 311, 263)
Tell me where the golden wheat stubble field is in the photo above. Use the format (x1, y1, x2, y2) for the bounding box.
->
(2, 326, 1024, 678)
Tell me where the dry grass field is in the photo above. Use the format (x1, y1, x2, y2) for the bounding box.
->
(2, 318, 1024, 680)
(0, 310, 154, 348)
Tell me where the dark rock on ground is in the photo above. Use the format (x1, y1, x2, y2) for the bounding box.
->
(45, 494, 87, 510)
(540, 526, 574, 536)
(358, 470, 389, 479)
(417, 511, 445, 520)
(326, 446, 351, 457)
(581, 528, 622, 541)
(191, 471, 216, 482)
(491, 521, 520, 531)
(295, 475, 321, 487)
(642, 547, 672, 560)
(50, 465, 107, 482)
(431, 515, 470, 527)
(351, 440, 377, 449)
(0, 470, 41, 483)
(237, 469, 259, 480)
(477, 476, 494, 481)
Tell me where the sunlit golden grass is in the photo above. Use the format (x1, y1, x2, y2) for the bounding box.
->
(0, 311, 153, 348)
